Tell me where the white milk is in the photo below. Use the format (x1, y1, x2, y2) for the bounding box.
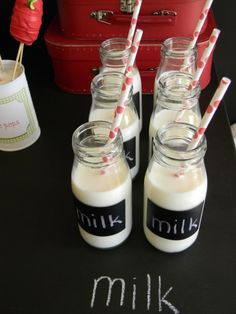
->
(89, 107, 140, 179)
(149, 109, 201, 160)
(144, 161, 207, 253)
(72, 161, 132, 249)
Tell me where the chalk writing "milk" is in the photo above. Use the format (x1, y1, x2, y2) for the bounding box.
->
(74, 198, 126, 236)
(90, 274, 180, 313)
(147, 199, 204, 240)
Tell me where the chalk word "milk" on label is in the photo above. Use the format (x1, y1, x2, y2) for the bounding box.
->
(90, 274, 180, 313)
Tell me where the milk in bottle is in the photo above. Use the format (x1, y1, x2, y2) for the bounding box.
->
(144, 122, 208, 253)
(71, 121, 132, 249)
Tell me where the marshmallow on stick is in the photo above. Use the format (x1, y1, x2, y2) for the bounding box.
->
(10, 0, 43, 79)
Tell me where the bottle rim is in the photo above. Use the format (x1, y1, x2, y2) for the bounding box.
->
(162, 37, 197, 57)
(72, 121, 123, 167)
(91, 71, 133, 104)
(158, 71, 201, 104)
(154, 122, 207, 163)
(100, 37, 130, 61)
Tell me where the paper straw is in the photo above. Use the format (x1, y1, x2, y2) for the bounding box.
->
(189, 28, 220, 89)
(189, 0, 214, 49)
(108, 29, 143, 141)
(175, 28, 220, 123)
(188, 77, 231, 150)
(126, 0, 143, 47)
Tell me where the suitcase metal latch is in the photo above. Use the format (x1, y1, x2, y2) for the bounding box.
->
(120, 0, 135, 13)
(90, 10, 114, 24)
(153, 10, 177, 17)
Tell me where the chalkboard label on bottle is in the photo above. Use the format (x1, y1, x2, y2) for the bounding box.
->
(133, 91, 140, 118)
(146, 199, 204, 240)
(124, 136, 136, 170)
(74, 198, 126, 236)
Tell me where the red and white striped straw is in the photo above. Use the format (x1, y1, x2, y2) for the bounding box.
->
(189, 0, 214, 49)
(189, 28, 220, 90)
(108, 29, 143, 141)
(126, 0, 143, 47)
(188, 77, 231, 150)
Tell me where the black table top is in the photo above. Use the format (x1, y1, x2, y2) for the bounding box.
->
(0, 59, 236, 314)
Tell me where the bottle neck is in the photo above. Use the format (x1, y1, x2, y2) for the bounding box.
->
(160, 37, 197, 72)
(72, 121, 123, 167)
(100, 37, 130, 69)
(91, 72, 132, 108)
(153, 123, 207, 169)
(156, 72, 200, 110)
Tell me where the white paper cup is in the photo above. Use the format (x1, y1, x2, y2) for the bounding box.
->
(0, 60, 40, 151)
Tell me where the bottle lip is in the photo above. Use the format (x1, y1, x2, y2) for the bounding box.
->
(162, 36, 197, 57)
(72, 121, 123, 166)
(154, 122, 207, 161)
(158, 71, 200, 101)
(91, 71, 133, 102)
(100, 37, 130, 60)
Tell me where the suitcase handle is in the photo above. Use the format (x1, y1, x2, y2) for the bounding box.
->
(90, 10, 176, 26)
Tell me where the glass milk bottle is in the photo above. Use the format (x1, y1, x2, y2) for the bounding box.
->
(71, 121, 132, 249)
(89, 71, 140, 179)
(149, 71, 201, 160)
(153, 37, 197, 107)
(144, 122, 207, 253)
(100, 37, 142, 130)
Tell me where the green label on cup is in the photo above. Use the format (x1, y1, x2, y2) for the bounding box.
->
(0, 87, 37, 144)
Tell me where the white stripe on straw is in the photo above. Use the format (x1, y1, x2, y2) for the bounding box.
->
(108, 29, 143, 141)
(126, 0, 143, 47)
(189, 0, 214, 49)
(188, 77, 231, 150)
(190, 28, 220, 90)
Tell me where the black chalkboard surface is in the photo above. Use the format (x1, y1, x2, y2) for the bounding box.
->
(0, 51, 236, 314)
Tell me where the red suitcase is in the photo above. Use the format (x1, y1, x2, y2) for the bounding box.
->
(57, 0, 209, 40)
(44, 11, 216, 94)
